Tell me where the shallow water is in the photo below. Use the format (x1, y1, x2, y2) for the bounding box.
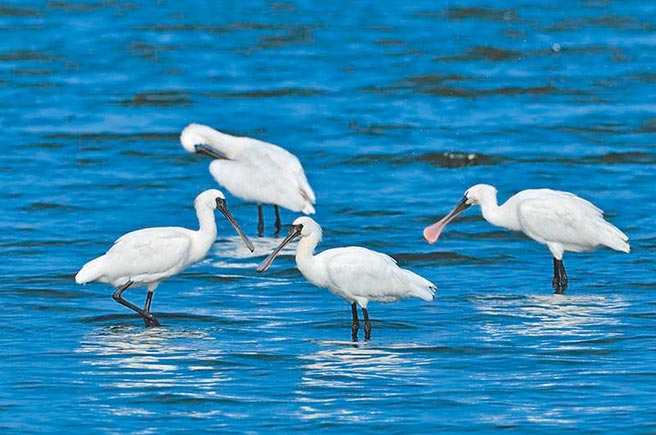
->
(1, 1, 655, 433)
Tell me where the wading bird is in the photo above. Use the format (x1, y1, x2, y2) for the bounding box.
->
(423, 184, 630, 293)
(258, 217, 435, 341)
(180, 123, 316, 237)
(75, 189, 254, 326)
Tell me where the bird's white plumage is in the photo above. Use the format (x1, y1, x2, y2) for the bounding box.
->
(290, 217, 435, 308)
(425, 183, 630, 260)
(181, 123, 315, 214)
(315, 247, 435, 307)
(77, 227, 194, 289)
(512, 189, 628, 258)
(75, 189, 237, 291)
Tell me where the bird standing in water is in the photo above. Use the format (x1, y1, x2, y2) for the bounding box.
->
(423, 184, 630, 293)
(258, 217, 435, 341)
(75, 189, 254, 326)
(180, 123, 316, 237)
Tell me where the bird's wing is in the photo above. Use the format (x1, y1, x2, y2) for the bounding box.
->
(107, 227, 192, 278)
(517, 194, 603, 248)
(322, 247, 404, 299)
(544, 189, 603, 216)
(240, 139, 315, 203)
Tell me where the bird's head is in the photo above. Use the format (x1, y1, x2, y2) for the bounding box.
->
(291, 216, 322, 239)
(180, 123, 227, 159)
(194, 189, 226, 210)
(194, 189, 254, 252)
(256, 217, 322, 273)
(422, 184, 497, 245)
(464, 184, 497, 206)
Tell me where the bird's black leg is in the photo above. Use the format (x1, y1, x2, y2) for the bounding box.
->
(558, 259, 568, 293)
(362, 307, 372, 341)
(351, 302, 359, 342)
(274, 205, 281, 235)
(552, 258, 568, 294)
(112, 282, 160, 327)
(257, 204, 264, 237)
(113, 281, 144, 319)
(552, 258, 560, 290)
(142, 290, 161, 327)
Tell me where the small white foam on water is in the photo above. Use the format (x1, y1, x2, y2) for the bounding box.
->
(213, 235, 297, 259)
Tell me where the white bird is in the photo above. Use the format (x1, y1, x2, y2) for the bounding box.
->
(75, 189, 254, 326)
(257, 217, 436, 341)
(423, 184, 630, 293)
(180, 123, 316, 237)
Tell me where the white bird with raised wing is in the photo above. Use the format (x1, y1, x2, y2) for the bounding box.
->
(75, 189, 254, 326)
(180, 123, 316, 237)
(423, 184, 630, 293)
(258, 217, 435, 341)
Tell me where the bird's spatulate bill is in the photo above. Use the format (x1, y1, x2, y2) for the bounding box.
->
(423, 197, 470, 244)
(217, 201, 255, 252)
(195, 144, 228, 160)
(257, 224, 303, 272)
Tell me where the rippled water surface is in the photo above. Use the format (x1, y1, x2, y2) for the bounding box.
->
(1, 1, 655, 433)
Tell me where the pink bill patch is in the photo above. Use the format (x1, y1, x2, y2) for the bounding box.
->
(423, 221, 446, 244)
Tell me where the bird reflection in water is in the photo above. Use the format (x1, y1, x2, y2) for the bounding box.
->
(473, 293, 628, 341)
(294, 342, 431, 422)
(77, 325, 230, 396)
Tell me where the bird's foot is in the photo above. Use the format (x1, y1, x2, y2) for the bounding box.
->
(143, 315, 161, 327)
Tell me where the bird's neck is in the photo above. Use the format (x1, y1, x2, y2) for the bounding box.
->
(193, 206, 218, 259)
(295, 232, 321, 278)
(202, 128, 243, 159)
(480, 195, 520, 231)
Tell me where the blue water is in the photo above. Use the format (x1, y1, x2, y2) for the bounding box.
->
(1, 1, 655, 433)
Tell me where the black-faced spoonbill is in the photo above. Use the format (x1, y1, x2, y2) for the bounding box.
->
(180, 123, 316, 237)
(75, 189, 255, 327)
(257, 217, 436, 341)
(423, 184, 630, 293)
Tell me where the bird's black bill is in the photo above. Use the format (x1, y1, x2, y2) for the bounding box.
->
(195, 144, 228, 160)
(447, 196, 471, 220)
(256, 224, 303, 273)
(216, 199, 255, 252)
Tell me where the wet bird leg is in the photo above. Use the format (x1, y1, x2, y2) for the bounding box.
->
(274, 205, 281, 235)
(362, 307, 372, 341)
(351, 302, 359, 342)
(142, 290, 160, 327)
(112, 281, 160, 327)
(552, 258, 568, 294)
(258, 204, 264, 237)
(558, 259, 568, 292)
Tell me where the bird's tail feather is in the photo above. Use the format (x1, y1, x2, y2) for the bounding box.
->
(601, 220, 630, 253)
(401, 269, 436, 302)
(302, 203, 316, 214)
(75, 256, 106, 284)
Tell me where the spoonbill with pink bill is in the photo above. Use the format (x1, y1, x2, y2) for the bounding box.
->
(423, 184, 630, 293)
(258, 217, 436, 341)
(75, 189, 254, 327)
(180, 123, 316, 237)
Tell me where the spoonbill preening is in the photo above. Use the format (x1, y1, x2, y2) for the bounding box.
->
(423, 184, 630, 293)
(180, 123, 316, 237)
(257, 217, 436, 341)
(75, 189, 254, 326)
